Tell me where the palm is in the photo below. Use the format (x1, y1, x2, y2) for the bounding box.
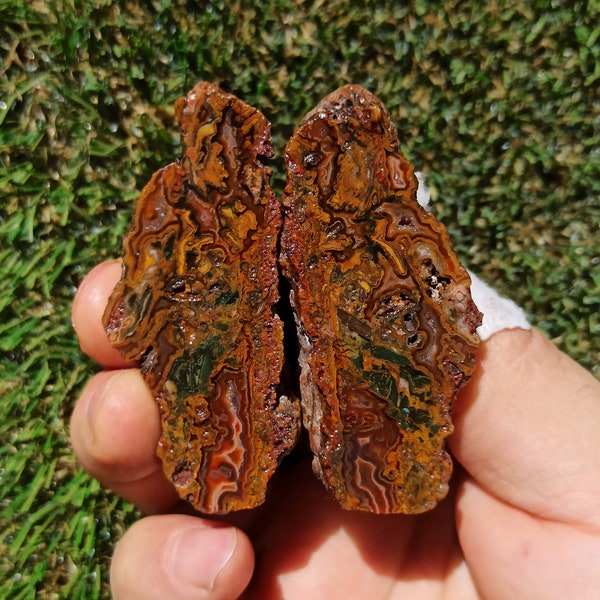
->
(222, 448, 470, 599)
(71, 266, 600, 599)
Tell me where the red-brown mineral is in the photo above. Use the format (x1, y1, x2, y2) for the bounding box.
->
(104, 82, 482, 515)
(103, 82, 300, 513)
(280, 85, 482, 513)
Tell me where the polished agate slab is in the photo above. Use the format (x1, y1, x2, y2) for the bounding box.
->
(103, 83, 300, 513)
(280, 85, 481, 513)
(104, 83, 482, 515)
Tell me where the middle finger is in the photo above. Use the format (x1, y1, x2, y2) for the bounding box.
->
(70, 368, 179, 513)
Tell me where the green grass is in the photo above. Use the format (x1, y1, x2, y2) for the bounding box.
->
(1, 0, 598, 596)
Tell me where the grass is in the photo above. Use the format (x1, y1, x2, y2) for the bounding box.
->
(1, 0, 598, 596)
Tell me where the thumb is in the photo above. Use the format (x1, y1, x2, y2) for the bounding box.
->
(110, 514, 254, 600)
(451, 327, 600, 528)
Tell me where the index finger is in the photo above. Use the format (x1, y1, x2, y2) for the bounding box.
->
(72, 260, 133, 369)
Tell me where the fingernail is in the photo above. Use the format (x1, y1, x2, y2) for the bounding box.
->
(171, 527, 237, 590)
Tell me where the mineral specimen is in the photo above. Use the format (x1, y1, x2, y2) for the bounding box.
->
(103, 82, 482, 515)
(280, 85, 482, 513)
(103, 82, 301, 513)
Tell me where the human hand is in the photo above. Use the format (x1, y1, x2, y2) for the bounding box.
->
(71, 260, 600, 599)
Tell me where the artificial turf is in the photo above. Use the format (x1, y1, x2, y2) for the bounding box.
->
(1, 0, 598, 596)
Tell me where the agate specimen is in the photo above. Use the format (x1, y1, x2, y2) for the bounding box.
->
(104, 83, 301, 513)
(281, 85, 482, 513)
(104, 82, 482, 515)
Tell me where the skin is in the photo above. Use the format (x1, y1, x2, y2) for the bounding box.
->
(71, 260, 600, 600)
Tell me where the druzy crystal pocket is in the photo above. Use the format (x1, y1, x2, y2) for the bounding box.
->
(103, 82, 482, 515)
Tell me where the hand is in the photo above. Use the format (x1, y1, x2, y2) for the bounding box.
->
(71, 260, 600, 599)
